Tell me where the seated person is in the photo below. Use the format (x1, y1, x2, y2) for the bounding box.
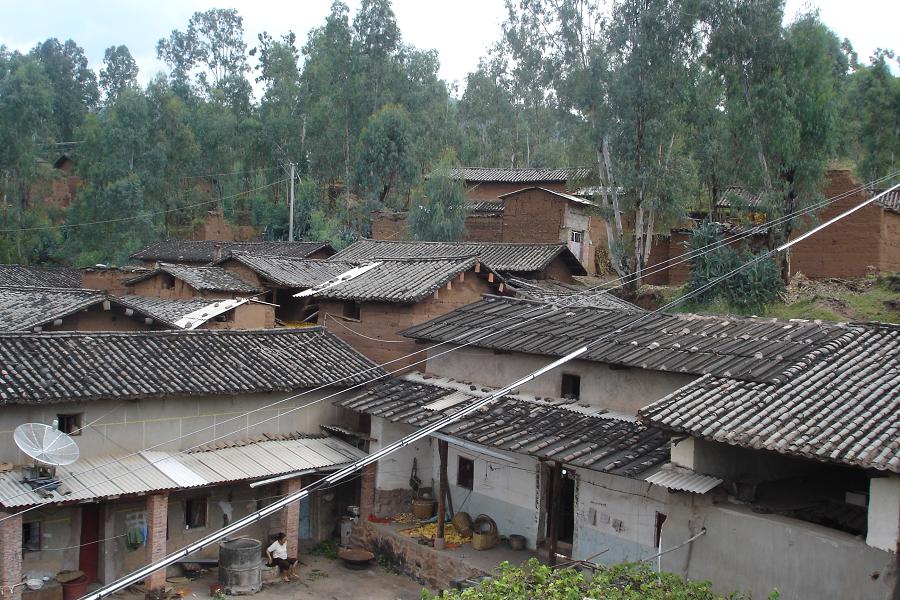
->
(265, 532, 297, 582)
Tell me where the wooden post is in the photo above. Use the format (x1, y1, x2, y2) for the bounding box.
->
(547, 461, 562, 566)
(436, 440, 449, 544)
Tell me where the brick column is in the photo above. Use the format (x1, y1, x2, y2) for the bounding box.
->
(359, 463, 377, 522)
(145, 493, 168, 591)
(0, 510, 23, 600)
(278, 478, 302, 557)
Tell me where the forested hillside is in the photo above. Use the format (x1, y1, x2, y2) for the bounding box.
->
(0, 0, 897, 267)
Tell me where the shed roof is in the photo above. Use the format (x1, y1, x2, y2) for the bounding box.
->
(298, 257, 497, 304)
(125, 263, 261, 293)
(223, 253, 356, 288)
(446, 167, 592, 183)
(331, 240, 586, 275)
(0, 264, 80, 288)
(0, 433, 365, 508)
(130, 240, 334, 263)
(338, 374, 669, 478)
(114, 295, 241, 328)
(0, 287, 108, 330)
(401, 295, 852, 383)
(639, 322, 900, 474)
(0, 328, 383, 405)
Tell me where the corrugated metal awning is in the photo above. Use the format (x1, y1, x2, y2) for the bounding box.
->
(644, 463, 722, 494)
(0, 435, 366, 508)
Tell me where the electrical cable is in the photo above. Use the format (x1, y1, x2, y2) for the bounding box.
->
(0, 174, 895, 517)
(0, 173, 894, 518)
(76, 181, 900, 600)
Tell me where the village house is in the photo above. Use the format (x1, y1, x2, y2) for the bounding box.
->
(0, 328, 382, 596)
(215, 252, 354, 324)
(0, 287, 170, 332)
(645, 168, 900, 284)
(79, 265, 152, 295)
(302, 257, 509, 369)
(330, 240, 587, 283)
(334, 295, 864, 588)
(639, 321, 900, 600)
(130, 240, 335, 267)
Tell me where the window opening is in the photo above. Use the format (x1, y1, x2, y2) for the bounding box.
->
(457, 456, 474, 490)
(561, 373, 581, 400)
(184, 497, 208, 529)
(57, 413, 83, 436)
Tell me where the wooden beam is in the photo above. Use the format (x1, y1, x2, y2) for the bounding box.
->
(436, 440, 449, 544)
(474, 261, 481, 273)
(458, 272, 465, 283)
(446, 280, 452, 291)
(548, 461, 562, 566)
(487, 272, 494, 283)
(102, 300, 111, 311)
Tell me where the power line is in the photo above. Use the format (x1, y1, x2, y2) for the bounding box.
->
(0, 173, 894, 518)
(82, 182, 897, 600)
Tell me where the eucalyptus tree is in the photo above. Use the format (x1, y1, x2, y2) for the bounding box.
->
(99, 45, 139, 103)
(355, 104, 418, 207)
(30, 38, 99, 141)
(409, 149, 468, 241)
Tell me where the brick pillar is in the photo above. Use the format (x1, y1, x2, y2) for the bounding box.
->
(278, 478, 302, 557)
(0, 510, 23, 600)
(145, 493, 168, 591)
(359, 463, 377, 522)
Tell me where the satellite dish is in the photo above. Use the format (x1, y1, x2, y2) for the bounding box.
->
(14, 423, 80, 466)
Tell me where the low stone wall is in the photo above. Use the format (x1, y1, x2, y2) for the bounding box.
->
(350, 522, 485, 590)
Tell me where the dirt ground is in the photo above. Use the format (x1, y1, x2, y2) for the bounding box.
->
(114, 556, 428, 600)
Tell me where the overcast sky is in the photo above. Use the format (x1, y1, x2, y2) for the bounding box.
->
(1, 0, 897, 96)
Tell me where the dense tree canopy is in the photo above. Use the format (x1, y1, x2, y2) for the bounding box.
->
(0, 1, 895, 267)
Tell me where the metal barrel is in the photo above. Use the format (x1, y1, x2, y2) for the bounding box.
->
(218, 538, 262, 595)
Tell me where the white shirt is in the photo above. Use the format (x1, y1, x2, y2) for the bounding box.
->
(267, 539, 287, 560)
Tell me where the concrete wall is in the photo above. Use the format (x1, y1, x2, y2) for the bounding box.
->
(0, 389, 355, 463)
(425, 346, 695, 415)
(20, 505, 80, 577)
(660, 494, 898, 600)
(867, 476, 900, 552)
(572, 468, 668, 564)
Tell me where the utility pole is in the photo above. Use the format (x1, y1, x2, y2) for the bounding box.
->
(288, 162, 295, 242)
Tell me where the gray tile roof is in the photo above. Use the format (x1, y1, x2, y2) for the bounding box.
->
(467, 200, 505, 216)
(0, 328, 383, 405)
(401, 295, 852, 383)
(639, 322, 900, 473)
(331, 239, 587, 275)
(130, 240, 334, 263)
(446, 167, 592, 183)
(338, 374, 669, 478)
(873, 188, 900, 214)
(0, 264, 80, 287)
(715, 186, 765, 209)
(224, 253, 356, 288)
(114, 295, 227, 327)
(0, 287, 106, 330)
(126, 263, 261, 293)
(304, 257, 495, 304)
(507, 278, 642, 311)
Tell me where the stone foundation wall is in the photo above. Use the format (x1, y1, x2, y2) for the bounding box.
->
(350, 522, 484, 590)
(374, 488, 414, 517)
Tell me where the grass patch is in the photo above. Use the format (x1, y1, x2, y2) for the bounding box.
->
(309, 539, 340, 559)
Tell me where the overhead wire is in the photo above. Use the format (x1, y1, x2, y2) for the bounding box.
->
(81, 180, 899, 600)
(0, 173, 896, 521)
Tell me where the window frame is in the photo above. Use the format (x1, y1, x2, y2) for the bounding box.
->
(57, 413, 83, 436)
(561, 373, 581, 400)
(570, 230, 584, 243)
(184, 496, 208, 530)
(342, 301, 361, 321)
(457, 456, 475, 490)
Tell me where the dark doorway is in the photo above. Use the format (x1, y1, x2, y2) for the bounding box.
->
(558, 474, 576, 545)
(79, 504, 101, 582)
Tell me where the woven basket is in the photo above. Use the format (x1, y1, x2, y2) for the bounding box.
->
(471, 515, 498, 551)
(451, 511, 473, 536)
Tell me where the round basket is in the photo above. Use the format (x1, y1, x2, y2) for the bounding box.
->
(412, 497, 436, 519)
(471, 515, 498, 551)
(451, 511, 473, 536)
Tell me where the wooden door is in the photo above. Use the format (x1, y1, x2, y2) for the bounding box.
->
(79, 504, 101, 582)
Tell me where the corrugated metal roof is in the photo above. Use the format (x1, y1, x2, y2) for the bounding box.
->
(337, 375, 669, 479)
(644, 463, 722, 493)
(331, 240, 586, 275)
(639, 322, 900, 474)
(445, 167, 592, 183)
(401, 295, 851, 384)
(0, 435, 366, 508)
